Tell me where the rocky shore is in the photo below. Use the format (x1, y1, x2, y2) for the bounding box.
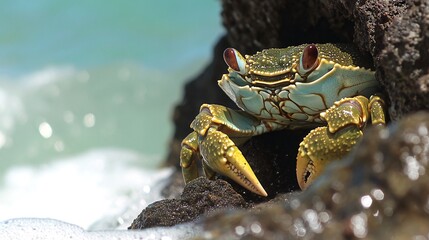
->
(130, 1, 429, 238)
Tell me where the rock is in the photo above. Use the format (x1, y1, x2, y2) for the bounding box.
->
(129, 177, 248, 229)
(221, 0, 353, 53)
(199, 112, 429, 239)
(320, 0, 429, 119)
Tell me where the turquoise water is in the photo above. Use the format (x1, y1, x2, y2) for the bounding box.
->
(0, 1, 224, 226)
(0, 1, 223, 170)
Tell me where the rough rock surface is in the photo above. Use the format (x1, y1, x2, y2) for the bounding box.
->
(200, 112, 429, 239)
(221, 0, 429, 117)
(129, 177, 248, 229)
(324, 0, 429, 119)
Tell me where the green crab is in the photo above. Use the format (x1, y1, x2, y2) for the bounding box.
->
(180, 44, 386, 196)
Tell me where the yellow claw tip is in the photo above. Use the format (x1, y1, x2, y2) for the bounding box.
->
(219, 146, 269, 197)
(256, 185, 268, 197)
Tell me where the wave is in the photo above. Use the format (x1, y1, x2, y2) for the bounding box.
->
(0, 148, 172, 229)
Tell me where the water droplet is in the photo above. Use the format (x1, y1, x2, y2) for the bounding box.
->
(378, 128, 389, 139)
(405, 133, 421, 145)
(250, 222, 262, 234)
(303, 209, 322, 233)
(83, 113, 96, 128)
(39, 122, 53, 138)
(332, 192, 341, 204)
(360, 195, 373, 208)
(143, 185, 151, 194)
(293, 219, 306, 237)
(404, 155, 423, 180)
(412, 145, 422, 155)
(350, 213, 368, 238)
(235, 225, 245, 236)
(54, 141, 65, 152)
(318, 211, 330, 223)
(290, 199, 301, 209)
(418, 124, 428, 136)
(371, 189, 384, 201)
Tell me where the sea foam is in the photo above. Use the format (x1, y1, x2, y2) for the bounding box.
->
(0, 218, 201, 240)
(0, 149, 173, 229)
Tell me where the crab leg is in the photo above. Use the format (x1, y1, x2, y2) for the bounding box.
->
(180, 104, 269, 196)
(296, 95, 386, 189)
(180, 131, 200, 182)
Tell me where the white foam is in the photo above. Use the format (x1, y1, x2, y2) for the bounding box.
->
(0, 149, 172, 229)
(18, 66, 77, 88)
(0, 218, 201, 240)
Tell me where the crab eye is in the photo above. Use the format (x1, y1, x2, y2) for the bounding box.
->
(223, 48, 247, 75)
(299, 44, 319, 75)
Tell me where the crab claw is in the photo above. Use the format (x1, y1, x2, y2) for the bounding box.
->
(200, 127, 268, 197)
(296, 126, 363, 189)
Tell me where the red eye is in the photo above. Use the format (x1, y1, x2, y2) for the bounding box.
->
(223, 48, 239, 71)
(300, 44, 319, 72)
(223, 48, 247, 74)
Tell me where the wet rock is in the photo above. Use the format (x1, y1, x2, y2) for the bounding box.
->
(129, 177, 248, 229)
(199, 112, 429, 239)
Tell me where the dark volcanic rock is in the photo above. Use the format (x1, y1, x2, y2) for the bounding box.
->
(200, 112, 429, 239)
(129, 177, 248, 229)
(376, 0, 429, 118)
(321, 0, 429, 120)
(221, 0, 354, 53)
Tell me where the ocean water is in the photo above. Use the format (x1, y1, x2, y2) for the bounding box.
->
(0, 0, 223, 229)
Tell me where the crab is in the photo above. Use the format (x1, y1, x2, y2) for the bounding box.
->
(180, 44, 386, 196)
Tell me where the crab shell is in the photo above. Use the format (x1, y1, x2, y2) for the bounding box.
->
(219, 44, 378, 129)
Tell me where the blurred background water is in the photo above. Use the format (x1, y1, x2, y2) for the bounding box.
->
(0, 0, 223, 228)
